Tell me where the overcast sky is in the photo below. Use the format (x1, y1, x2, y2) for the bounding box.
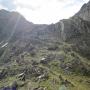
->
(0, 0, 89, 24)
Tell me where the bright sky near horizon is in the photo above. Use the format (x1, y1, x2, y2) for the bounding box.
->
(0, 0, 89, 24)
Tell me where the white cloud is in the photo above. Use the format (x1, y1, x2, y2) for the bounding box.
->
(0, 4, 8, 10)
(12, 0, 89, 24)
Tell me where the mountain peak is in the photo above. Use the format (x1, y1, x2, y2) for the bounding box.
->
(0, 9, 25, 20)
(75, 0, 90, 21)
(0, 9, 9, 12)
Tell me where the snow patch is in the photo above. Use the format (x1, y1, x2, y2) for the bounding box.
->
(1, 42, 8, 48)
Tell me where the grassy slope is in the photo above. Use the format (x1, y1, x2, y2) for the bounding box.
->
(0, 43, 90, 90)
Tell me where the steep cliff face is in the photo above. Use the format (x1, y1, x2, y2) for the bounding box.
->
(57, 1, 90, 59)
(0, 1, 90, 60)
(75, 1, 90, 21)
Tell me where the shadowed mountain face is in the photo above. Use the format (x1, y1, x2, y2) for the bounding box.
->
(0, 9, 60, 44)
(0, 9, 35, 41)
(0, 0, 90, 72)
(1, 1, 90, 59)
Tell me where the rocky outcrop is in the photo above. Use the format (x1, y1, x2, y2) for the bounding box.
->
(57, 1, 90, 59)
(75, 1, 90, 21)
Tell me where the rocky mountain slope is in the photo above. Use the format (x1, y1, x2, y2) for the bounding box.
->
(0, 1, 90, 90)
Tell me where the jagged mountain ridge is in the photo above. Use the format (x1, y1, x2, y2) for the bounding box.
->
(0, 1, 90, 59)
